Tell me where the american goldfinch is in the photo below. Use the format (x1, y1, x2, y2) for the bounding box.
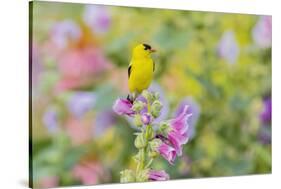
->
(127, 43, 156, 102)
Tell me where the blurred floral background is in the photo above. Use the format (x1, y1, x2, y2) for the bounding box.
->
(30, 1, 271, 188)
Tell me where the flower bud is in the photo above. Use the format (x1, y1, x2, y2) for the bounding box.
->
(141, 113, 152, 125)
(159, 121, 170, 135)
(145, 124, 154, 140)
(153, 92, 160, 101)
(142, 90, 153, 103)
(132, 100, 145, 112)
(149, 138, 162, 150)
(120, 169, 135, 183)
(151, 100, 163, 118)
(148, 150, 158, 158)
(148, 138, 162, 158)
(134, 133, 146, 149)
(133, 151, 141, 162)
(133, 114, 143, 127)
(136, 169, 149, 182)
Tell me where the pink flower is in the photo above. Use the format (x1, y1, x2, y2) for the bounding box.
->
(148, 170, 169, 181)
(56, 47, 111, 91)
(157, 142, 177, 164)
(65, 118, 93, 146)
(174, 97, 200, 140)
(113, 98, 134, 116)
(167, 105, 192, 155)
(167, 131, 187, 156)
(72, 162, 103, 185)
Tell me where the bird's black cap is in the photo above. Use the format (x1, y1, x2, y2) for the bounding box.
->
(143, 43, 152, 50)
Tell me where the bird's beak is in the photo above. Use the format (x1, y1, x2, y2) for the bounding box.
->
(150, 48, 157, 53)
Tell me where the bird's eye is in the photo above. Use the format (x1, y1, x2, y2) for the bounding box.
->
(143, 44, 151, 51)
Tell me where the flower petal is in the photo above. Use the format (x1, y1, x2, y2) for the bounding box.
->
(148, 170, 169, 181)
(158, 143, 177, 164)
(113, 98, 134, 116)
(170, 105, 191, 134)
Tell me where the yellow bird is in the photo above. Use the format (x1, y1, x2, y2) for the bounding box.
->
(127, 43, 156, 102)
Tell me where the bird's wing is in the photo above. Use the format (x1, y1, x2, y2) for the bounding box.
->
(153, 61, 155, 72)
(128, 63, 132, 78)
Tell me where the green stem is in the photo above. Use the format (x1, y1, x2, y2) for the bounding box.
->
(145, 158, 154, 169)
(135, 98, 154, 181)
(140, 148, 145, 169)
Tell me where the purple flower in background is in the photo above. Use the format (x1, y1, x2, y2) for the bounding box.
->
(43, 107, 59, 133)
(217, 31, 240, 64)
(68, 92, 96, 118)
(94, 110, 116, 136)
(157, 142, 177, 164)
(51, 20, 81, 49)
(113, 98, 134, 116)
(174, 97, 200, 139)
(83, 5, 111, 34)
(252, 16, 272, 48)
(148, 170, 169, 181)
(260, 96, 272, 124)
(258, 126, 271, 145)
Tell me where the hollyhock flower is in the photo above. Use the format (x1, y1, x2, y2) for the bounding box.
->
(252, 16, 272, 48)
(164, 105, 192, 155)
(83, 5, 111, 34)
(174, 97, 200, 139)
(217, 31, 240, 64)
(68, 91, 96, 118)
(167, 131, 187, 156)
(148, 170, 169, 181)
(113, 98, 134, 116)
(56, 47, 111, 91)
(51, 20, 81, 49)
(113, 90, 194, 181)
(170, 105, 191, 142)
(43, 107, 59, 133)
(157, 142, 177, 164)
(260, 96, 272, 124)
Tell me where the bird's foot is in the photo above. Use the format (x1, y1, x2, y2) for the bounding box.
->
(127, 94, 134, 104)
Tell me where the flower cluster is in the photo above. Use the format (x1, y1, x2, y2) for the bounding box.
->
(113, 90, 192, 182)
